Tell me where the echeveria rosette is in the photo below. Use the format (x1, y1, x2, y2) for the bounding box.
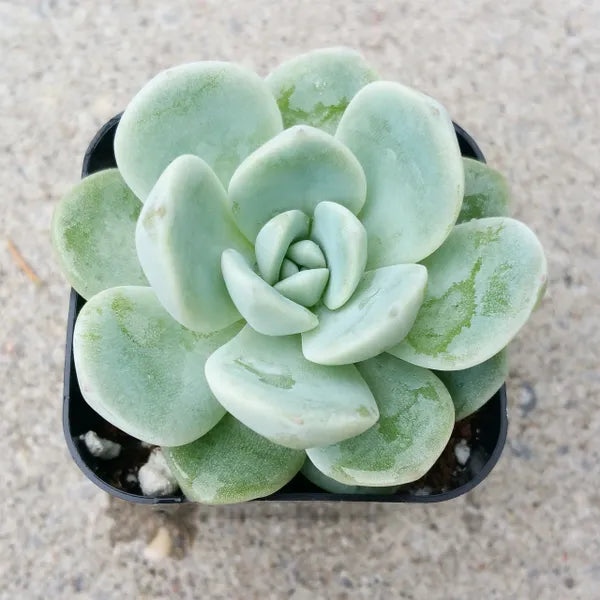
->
(51, 48, 547, 503)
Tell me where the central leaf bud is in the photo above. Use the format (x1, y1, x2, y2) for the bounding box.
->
(254, 210, 330, 307)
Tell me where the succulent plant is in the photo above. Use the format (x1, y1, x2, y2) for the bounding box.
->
(52, 48, 547, 504)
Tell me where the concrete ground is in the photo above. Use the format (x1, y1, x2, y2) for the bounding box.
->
(1, 1, 599, 598)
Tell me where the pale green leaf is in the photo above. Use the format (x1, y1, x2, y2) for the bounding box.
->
(310, 200, 367, 309)
(136, 155, 253, 333)
(302, 264, 427, 366)
(307, 354, 454, 486)
(435, 348, 508, 420)
(204, 326, 379, 449)
(301, 458, 398, 495)
(286, 240, 326, 268)
(73, 286, 241, 446)
(228, 125, 366, 241)
(280, 258, 299, 279)
(51, 169, 147, 299)
(388, 217, 547, 370)
(221, 249, 318, 335)
(457, 158, 511, 223)
(115, 61, 283, 200)
(266, 47, 378, 134)
(274, 268, 329, 307)
(255, 210, 309, 284)
(163, 415, 305, 504)
(336, 81, 464, 267)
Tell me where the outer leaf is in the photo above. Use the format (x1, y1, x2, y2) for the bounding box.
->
(435, 348, 508, 420)
(255, 210, 309, 284)
(336, 81, 464, 268)
(457, 158, 511, 223)
(228, 126, 367, 241)
(163, 415, 305, 504)
(115, 61, 283, 200)
(73, 286, 241, 446)
(221, 249, 318, 335)
(307, 354, 454, 487)
(302, 265, 427, 366)
(266, 47, 378, 134)
(274, 268, 330, 307)
(310, 200, 367, 309)
(136, 155, 253, 333)
(51, 169, 147, 299)
(204, 326, 379, 449)
(388, 217, 547, 370)
(301, 458, 398, 495)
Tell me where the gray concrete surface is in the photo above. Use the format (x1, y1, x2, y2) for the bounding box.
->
(1, 1, 599, 598)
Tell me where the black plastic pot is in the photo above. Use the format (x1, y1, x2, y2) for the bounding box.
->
(62, 114, 508, 504)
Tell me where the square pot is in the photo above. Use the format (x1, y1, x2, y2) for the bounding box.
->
(62, 115, 508, 504)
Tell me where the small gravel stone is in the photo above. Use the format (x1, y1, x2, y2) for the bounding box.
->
(144, 526, 172, 561)
(80, 431, 122, 459)
(454, 439, 471, 466)
(138, 448, 179, 496)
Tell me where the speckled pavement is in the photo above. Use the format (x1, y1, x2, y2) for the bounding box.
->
(1, 1, 599, 598)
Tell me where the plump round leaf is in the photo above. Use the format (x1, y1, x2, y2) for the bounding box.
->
(274, 268, 330, 307)
(310, 201, 367, 309)
(301, 458, 398, 495)
(228, 125, 367, 241)
(115, 61, 283, 200)
(204, 326, 379, 449)
(280, 258, 299, 279)
(336, 81, 464, 268)
(286, 240, 326, 268)
(255, 210, 309, 284)
(221, 249, 318, 335)
(163, 415, 305, 504)
(457, 158, 511, 223)
(388, 217, 547, 370)
(73, 286, 241, 446)
(435, 348, 508, 420)
(266, 47, 378, 134)
(307, 354, 454, 486)
(302, 265, 427, 366)
(136, 155, 253, 333)
(51, 169, 147, 299)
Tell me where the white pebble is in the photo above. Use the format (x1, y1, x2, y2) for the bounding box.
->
(81, 431, 121, 459)
(144, 526, 172, 561)
(454, 439, 471, 466)
(138, 448, 179, 496)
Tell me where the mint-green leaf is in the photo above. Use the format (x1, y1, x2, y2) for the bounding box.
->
(388, 217, 547, 370)
(457, 158, 511, 223)
(274, 268, 329, 307)
(302, 265, 427, 366)
(204, 326, 379, 449)
(266, 47, 378, 134)
(136, 155, 253, 333)
(255, 210, 309, 284)
(286, 240, 326, 269)
(163, 415, 305, 504)
(301, 458, 398, 495)
(435, 348, 508, 420)
(228, 126, 366, 241)
(310, 201, 367, 309)
(307, 354, 454, 486)
(221, 249, 318, 335)
(73, 286, 241, 446)
(115, 61, 283, 200)
(336, 81, 464, 267)
(51, 169, 147, 299)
